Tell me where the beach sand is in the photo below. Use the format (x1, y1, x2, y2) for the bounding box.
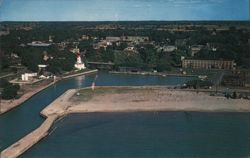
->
(40, 86, 250, 117)
(2, 86, 250, 158)
(67, 87, 250, 113)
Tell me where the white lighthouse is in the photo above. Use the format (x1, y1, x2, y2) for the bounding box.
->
(74, 47, 86, 70)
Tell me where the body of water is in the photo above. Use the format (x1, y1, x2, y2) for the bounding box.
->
(22, 112, 250, 158)
(0, 71, 193, 151)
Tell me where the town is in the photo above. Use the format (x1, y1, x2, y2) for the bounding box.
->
(0, 21, 250, 112)
(1, 0, 250, 157)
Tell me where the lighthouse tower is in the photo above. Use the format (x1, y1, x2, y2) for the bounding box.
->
(74, 47, 86, 70)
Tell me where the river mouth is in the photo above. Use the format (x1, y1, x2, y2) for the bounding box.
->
(0, 71, 194, 152)
(22, 112, 250, 158)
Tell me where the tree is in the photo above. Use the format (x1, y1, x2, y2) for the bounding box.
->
(0, 56, 11, 70)
(138, 46, 157, 69)
(1, 83, 20, 100)
(114, 51, 143, 68)
(0, 79, 12, 88)
(156, 58, 172, 72)
(101, 48, 114, 62)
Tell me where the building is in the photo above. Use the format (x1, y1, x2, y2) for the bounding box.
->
(157, 45, 176, 53)
(106, 37, 121, 42)
(27, 41, 51, 47)
(74, 47, 86, 70)
(121, 36, 149, 43)
(21, 73, 37, 81)
(182, 59, 236, 70)
(81, 35, 89, 40)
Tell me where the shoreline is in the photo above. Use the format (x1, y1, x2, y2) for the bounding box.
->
(0, 69, 98, 115)
(2, 86, 250, 158)
(109, 71, 197, 77)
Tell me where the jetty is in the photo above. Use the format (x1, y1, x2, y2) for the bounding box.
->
(1, 89, 76, 158)
(2, 86, 250, 158)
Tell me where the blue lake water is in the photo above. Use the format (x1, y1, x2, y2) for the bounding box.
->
(1, 71, 250, 158)
(22, 112, 250, 158)
(0, 72, 193, 151)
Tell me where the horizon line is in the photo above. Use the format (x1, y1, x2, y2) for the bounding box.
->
(1, 20, 250, 23)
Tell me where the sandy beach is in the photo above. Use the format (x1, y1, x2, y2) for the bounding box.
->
(41, 86, 250, 117)
(2, 86, 250, 158)
(66, 87, 250, 113)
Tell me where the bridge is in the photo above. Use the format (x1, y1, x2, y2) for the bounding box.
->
(87, 61, 115, 70)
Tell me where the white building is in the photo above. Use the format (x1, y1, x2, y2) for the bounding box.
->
(27, 41, 51, 47)
(74, 47, 86, 70)
(21, 73, 37, 81)
(81, 35, 89, 40)
(157, 45, 176, 53)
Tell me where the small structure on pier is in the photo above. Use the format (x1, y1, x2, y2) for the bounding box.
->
(74, 46, 86, 70)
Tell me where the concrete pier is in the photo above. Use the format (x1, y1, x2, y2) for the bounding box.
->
(1, 89, 77, 158)
(2, 86, 250, 158)
(1, 115, 58, 158)
(0, 70, 97, 158)
(61, 69, 98, 79)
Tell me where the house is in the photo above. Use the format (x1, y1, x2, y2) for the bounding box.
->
(157, 45, 176, 53)
(182, 59, 236, 70)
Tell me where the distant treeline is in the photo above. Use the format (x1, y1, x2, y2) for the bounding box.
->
(1, 21, 250, 73)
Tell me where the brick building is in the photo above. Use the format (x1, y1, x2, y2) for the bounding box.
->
(182, 59, 236, 70)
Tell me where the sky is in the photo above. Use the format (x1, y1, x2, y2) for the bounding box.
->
(0, 0, 249, 21)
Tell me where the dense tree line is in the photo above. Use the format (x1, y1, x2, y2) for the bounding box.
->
(0, 79, 20, 99)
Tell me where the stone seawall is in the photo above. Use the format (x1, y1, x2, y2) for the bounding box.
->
(2, 85, 250, 158)
(1, 89, 77, 158)
(1, 115, 58, 158)
(0, 70, 97, 158)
